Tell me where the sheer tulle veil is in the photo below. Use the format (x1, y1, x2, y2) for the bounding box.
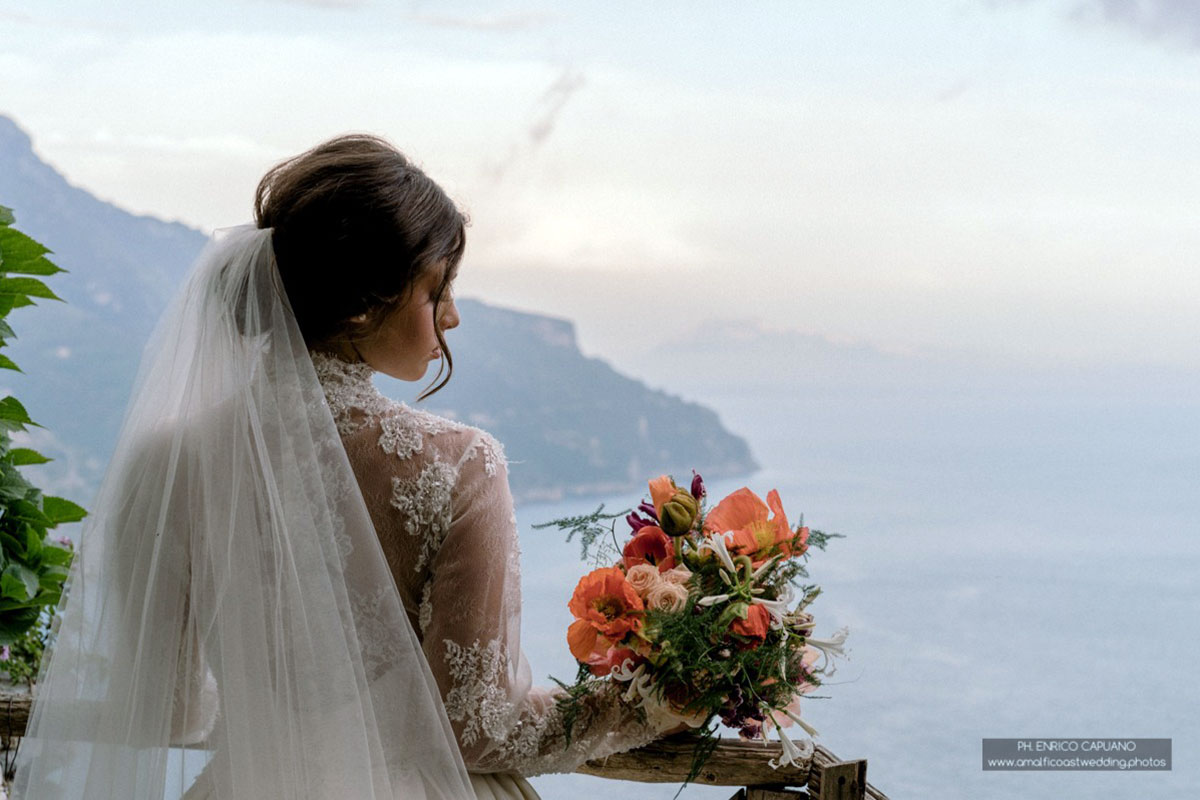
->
(13, 225, 476, 798)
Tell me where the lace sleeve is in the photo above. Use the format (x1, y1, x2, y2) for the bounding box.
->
(421, 429, 668, 776)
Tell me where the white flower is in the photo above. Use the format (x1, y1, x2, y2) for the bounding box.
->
(751, 586, 794, 628)
(696, 593, 731, 607)
(806, 626, 850, 676)
(767, 723, 814, 769)
(612, 660, 645, 686)
(780, 705, 820, 738)
(751, 554, 782, 581)
(698, 532, 737, 573)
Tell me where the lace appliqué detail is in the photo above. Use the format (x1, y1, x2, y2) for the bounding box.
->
(390, 460, 456, 572)
(378, 414, 423, 459)
(464, 431, 507, 477)
(442, 638, 515, 747)
(350, 585, 407, 680)
(418, 580, 434, 637)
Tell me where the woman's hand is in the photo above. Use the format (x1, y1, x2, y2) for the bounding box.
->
(660, 721, 698, 737)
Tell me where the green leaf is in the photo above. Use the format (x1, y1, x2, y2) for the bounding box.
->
(38, 565, 69, 589)
(0, 206, 13, 226)
(1, 563, 39, 601)
(0, 318, 14, 340)
(42, 496, 87, 525)
(0, 353, 20, 372)
(8, 448, 50, 466)
(0, 606, 41, 644)
(23, 525, 43, 562)
(7, 499, 50, 527)
(0, 277, 61, 302)
(0, 591, 62, 611)
(38, 544, 72, 566)
(0, 396, 36, 428)
(0, 227, 62, 276)
(0, 466, 32, 501)
(0, 531, 25, 560)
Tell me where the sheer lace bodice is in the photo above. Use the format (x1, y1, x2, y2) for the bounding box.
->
(311, 352, 665, 776)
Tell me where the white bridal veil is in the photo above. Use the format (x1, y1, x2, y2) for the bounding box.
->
(14, 226, 476, 799)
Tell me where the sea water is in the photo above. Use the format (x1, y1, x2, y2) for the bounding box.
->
(522, 371, 1199, 800)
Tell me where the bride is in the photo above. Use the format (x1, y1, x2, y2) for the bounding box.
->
(13, 135, 682, 798)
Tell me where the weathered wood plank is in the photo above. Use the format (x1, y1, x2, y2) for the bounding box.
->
(576, 733, 812, 786)
(746, 788, 808, 800)
(810, 758, 866, 800)
(0, 690, 31, 749)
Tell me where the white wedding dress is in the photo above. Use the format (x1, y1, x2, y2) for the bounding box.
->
(307, 351, 667, 796)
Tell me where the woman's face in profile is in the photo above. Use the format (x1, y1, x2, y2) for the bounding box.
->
(355, 268, 459, 381)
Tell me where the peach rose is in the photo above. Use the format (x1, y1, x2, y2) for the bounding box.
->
(624, 563, 662, 598)
(646, 581, 689, 613)
(661, 566, 693, 586)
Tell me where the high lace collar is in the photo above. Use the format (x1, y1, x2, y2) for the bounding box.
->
(310, 351, 391, 429)
(311, 350, 376, 389)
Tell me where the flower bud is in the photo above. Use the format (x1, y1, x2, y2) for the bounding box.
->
(659, 490, 699, 536)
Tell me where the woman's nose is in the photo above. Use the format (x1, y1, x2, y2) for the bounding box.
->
(440, 297, 460, 331)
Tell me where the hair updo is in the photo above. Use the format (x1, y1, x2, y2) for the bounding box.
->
(254, 134, 466, 399)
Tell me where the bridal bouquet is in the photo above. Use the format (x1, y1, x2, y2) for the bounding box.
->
(538, 472, 848, 777)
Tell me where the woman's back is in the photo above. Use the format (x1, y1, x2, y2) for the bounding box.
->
(312, 350, 669, 779)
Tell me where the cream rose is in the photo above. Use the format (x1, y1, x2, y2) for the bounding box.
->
(624, 563, 661, 598)
(661, 566, 693, 586)
(646, 581, 689, 613)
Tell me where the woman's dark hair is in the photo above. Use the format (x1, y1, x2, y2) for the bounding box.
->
(254, 134, 466, 400)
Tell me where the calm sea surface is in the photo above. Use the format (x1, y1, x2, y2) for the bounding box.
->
(522, 376, 1200, 800)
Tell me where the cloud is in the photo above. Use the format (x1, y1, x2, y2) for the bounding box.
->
(1070, 0, 1200, 47)
(0, 9, 130, 33)
(271, 0, 370, 8)
(409, 10, 558, 32)
(987, 0, 1200, 49)
(482, 65, 586, 183)
(527, 68, 586, 146)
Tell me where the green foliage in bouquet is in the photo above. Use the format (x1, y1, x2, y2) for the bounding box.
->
(0, 206, 86, 684)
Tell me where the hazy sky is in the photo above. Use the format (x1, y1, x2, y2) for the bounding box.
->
(2, 0, 1198, 370)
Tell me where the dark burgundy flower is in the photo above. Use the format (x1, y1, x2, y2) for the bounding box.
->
(626, 512, 653, 533)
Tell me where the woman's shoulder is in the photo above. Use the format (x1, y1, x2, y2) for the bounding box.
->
(311, 351, 506, 473)
(399, 405, 507, 477)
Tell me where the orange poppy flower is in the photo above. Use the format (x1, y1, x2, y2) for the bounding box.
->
(567, 567, 645, 662)
(730, 603, 771, 643)
(703, 487, 793, 565)
(622, 525, 676, 571)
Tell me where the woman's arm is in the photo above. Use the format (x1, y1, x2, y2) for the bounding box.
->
(419, 429, 669, 776)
